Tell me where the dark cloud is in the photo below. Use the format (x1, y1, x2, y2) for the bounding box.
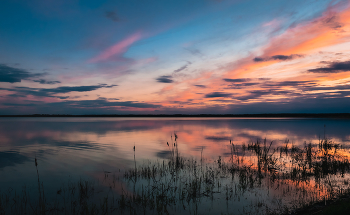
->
(158, 97, 350, 115)
(272, 55, 296, 60)
(231, 97, 350, 114)
(64, 99, 161, 108)
(225, 82, 260, 89)
(322, 15, 342, 30)
(224, 79, 316, 90)
(170, 99, 196, 105)
(261, 81, 316, 88)
(173, 65, 188, 73)
(1, 87, 53, 97)
(253, 57, 265, 62)
(253, 54, 303, 62)
(57, 96, 70, 99)
(105, 11, 121, 22)
(41, 84, 117, 94)
(308, 61, 350, 73)
(7, 94, 27, 98)
(235, 89, 294, 101)
(315, 91, 350, 99)
(194, 84, 206, 88)
(2, 98, 161, 111)
(223, 78, 252, 83)
(0, 84, 117, 98)
(259, 78, 271, 81)
(232, 83, 350, 101)
(223, 78, 270, 83)
(0, 64, 43, 83)
(235, 91, 270, 101)
(156, 75, 173, 83)
(2, 102, 41, 107)
(33, 79, 61, 84)
(205, 92, 232, 98)
(226, 82, 260, 89)
(302, 84, 350, 91)
(239, 82, 259, 86)
(184, 48, 205, 59)
(224, 78, 273, 89)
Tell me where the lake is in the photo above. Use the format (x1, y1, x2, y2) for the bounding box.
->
(1, 117, 350, 214)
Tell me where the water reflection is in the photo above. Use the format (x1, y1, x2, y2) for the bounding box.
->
(122, 137, 350, 214)
(0, 117, 350, 214)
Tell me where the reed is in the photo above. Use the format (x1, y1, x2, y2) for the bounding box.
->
(0, 134, 350, 214)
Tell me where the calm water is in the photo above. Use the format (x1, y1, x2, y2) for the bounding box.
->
(1, 117, 350, 214)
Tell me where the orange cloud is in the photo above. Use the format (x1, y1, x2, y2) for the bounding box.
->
(141, 3, 350, 111)
(262, 8, 350, 57)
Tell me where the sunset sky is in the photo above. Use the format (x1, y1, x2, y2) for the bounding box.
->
(1, 0, 350, 114)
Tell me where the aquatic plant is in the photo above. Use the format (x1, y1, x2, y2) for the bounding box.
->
(1, 134, 350, 214)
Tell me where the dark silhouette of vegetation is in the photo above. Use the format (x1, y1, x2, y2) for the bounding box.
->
(1, 113, 350, 118)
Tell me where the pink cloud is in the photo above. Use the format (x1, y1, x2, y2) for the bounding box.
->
(88, 32, 142, 63)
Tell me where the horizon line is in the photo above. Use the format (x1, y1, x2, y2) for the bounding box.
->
(1, 113, 350, 118)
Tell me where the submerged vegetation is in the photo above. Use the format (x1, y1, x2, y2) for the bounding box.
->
(1, 133, 350, 214)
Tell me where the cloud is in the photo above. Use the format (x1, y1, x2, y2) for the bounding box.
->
(226, 82, 260, 89)
(63, 99, 161, 108)
(156, 75, 173, 83)
(7, 94, 27, 98)
(308, 61, 350, 73)
(252, 57, 265, 62)
(194, 84, 206, 88)
(205, 92, 232, 98)
(223, 78, 273, 89)
(0, 64, 43, 83)
(105, 11, 121, 22)
(234, 90, 270, 101)
(88, 32, 142, 63)
(1, 87, 50, 97)
(234, 89, 293, 101)
(0, 84, 117, 98)
(223, 78, 252, 83)
(253, 54, 303, 62)
(184, 47, 205, 59)
(41, 84, 117, 94)
(302, 84, 350, 91)
(223, 78, 270, 83)
(33, 79, 61, 84)
(3, 98, 161, 109)
(57, 96, 70, 99)
(228, 97, 350, 114)
(261, 81, 317, 88)
(322, 15, 343, 30)
(246, 5, 349, 67)
(223, 79, 317, 90)
(173, 64, 188, 73)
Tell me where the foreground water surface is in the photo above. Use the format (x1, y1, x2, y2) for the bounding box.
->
(1, 117, 350, 214)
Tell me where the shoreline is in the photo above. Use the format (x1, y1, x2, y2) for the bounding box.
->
(1, 113, 350, 118)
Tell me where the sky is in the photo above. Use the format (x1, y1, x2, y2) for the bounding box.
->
(0, 0, 350, 114)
